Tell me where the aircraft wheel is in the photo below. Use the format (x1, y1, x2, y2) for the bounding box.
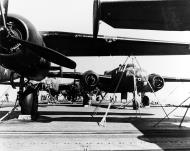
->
(20, 86, 38, 120)
(83, 93, 89, 106)
(133, 100, 139, 110)
(142, 95, 150, 106)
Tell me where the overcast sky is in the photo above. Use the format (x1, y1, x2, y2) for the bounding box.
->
(3, 0, 190, 105)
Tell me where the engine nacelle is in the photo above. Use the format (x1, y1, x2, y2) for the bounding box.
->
(82, 70, 99, 90)
(0, 14, 50, 81)
(8, 14, 44, 45)
(148, 73, 164, 92)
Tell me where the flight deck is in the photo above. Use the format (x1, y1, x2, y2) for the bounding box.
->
(0, 103, 190, 150)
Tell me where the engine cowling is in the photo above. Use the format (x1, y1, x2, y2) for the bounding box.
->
(0, 14, 50, 81)
(8, 14, 44, 45)
(82, 70, 99, 90)
(148, 73, 164, 92)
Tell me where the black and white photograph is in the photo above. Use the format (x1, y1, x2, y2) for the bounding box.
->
(0, 0, 190, 150)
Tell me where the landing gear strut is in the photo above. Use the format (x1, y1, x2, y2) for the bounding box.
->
(18, 77, 39, 120)
(83, 93, 89, 106)
(132, 100, 139, 110)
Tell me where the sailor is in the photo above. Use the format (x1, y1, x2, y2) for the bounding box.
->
(5, 93, 9, 102)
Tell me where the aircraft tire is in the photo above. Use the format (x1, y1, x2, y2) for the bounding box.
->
(83, 93, 89, 106)
(20, 86, 38, 120)
(142, 95, 150, 106)
(133, 100, 139, 110)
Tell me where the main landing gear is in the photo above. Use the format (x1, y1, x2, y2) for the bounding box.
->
(141, 95, 150, 107)
(18, 77, 39, 120)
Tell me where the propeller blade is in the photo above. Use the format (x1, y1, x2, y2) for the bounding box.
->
(11, 36, 76, 69)
(2, 0, 8, 17)
(0, 0, 8, 28)
(93, 0, 100, 38)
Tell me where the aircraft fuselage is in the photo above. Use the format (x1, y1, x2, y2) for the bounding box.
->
(98, 65, 164, 93)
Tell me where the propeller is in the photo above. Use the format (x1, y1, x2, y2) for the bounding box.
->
(0, 0, 76, 69)
(0, 0, 8, 28)
(93, 0, 100, 38)
(11, 36, 76, 69)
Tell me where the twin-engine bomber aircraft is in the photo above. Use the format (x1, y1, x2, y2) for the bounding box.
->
(0, 0, 76, 120)
(48, 63, 190, 108)
(1, 0, 190, 120)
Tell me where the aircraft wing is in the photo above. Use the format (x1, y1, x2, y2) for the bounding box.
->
(47, 71, 111, 80)
(95, 0, 190, 31)
(47, 72, 82, 79)
(42, 31, 190, 56)
(163, 76, 190, 82)
(48, 71, 190, 82)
